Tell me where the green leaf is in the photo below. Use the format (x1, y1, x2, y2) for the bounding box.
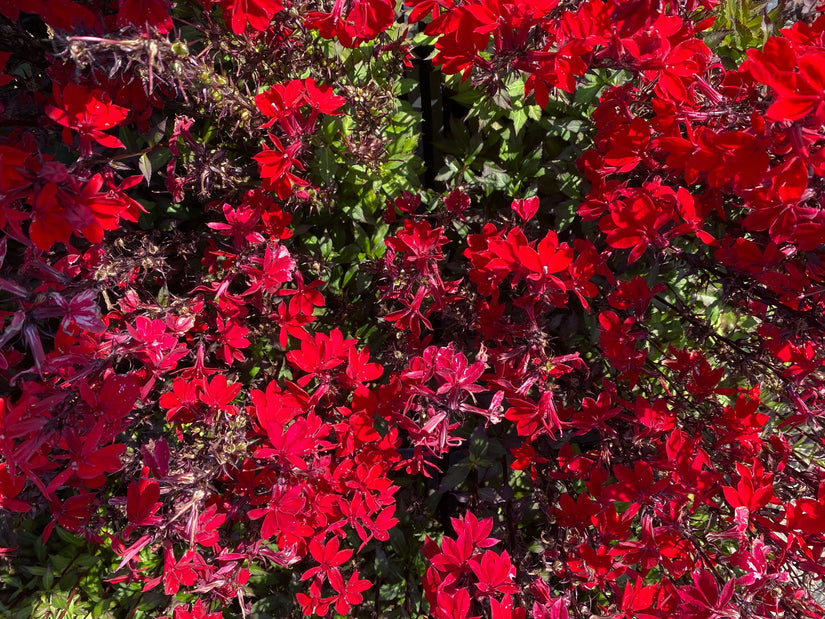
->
(397, 78, 418, 95)
(25, 566, 46, 577)
(438, 462, 470, 493)
(50, 592, 69, 611)
(511, 108, 528, 134)
(374, 547, 402, 579)
(347, 203, 369, 224)
(389, 526, 409, 557)
(448, 116, 471, 148)
(146, 118, 168, 147)
(138, 153, 152, 185)
(34, 537, 46, 563)
(491, 87, 512, 110)
(41, 567, 53, 591)
(54, 528, 84, 547)
(315, 147, 338, 184)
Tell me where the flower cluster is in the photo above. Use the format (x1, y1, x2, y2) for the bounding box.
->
(2, 0, 825, 617)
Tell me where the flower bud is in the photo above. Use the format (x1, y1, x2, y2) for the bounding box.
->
(171, 41, 189, 57)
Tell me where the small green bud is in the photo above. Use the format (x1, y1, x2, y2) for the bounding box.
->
(171, 41, 189, 57)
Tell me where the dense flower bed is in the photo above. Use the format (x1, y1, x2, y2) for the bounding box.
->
(2, 0, 825, 617)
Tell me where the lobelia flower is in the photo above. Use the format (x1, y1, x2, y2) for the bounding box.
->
(45, 84, 129, 157)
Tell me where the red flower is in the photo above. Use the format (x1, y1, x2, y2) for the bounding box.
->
(259, 243, 296, 292)
(160, 377, 202, 423)
(198, 374, 242, 414)
(433, 587, 473, 619)
(171, 599, 223, 619)
(722, 460, 775, 513)
(571, 392, 621, 437)
(29, 183, 73, 251)
(490, 595, 526, 619)
(116, 0, 174, 32)
(74, 173, 143, 244)
(44, 493, 98, 542)
(305, 0, 395, 47)
(518, 230, 573, 284)
(218, 0, 283, 34)
(187, 503, 226, 547)
(58, 421, 126, 485)
(253, 135, 309, 200)
(301, 536, 353, 581)
(615, 576, 659, 618)
(162, 547, 200, 595)
(469, 549, 519, 595)
(256, 78, 345, 136)
(384, 285, 433, 337)
(0, 463, 30, 513)
(125, 472, 163, 532)
(744, 38, 825, 122)
(45, 84, 129, 157)
(452, 511, 498, 549)
(343, 346, 383, 389)
(296, 580, 332, 617)
(677, 570, 737, 619)
(272, 300, 314, 347)
(248, 484, 311, 540)
(207, 201, 266, 249)
(608, 276, 664, 316)
(255, 415, 320, 470)
(328, 569, 371, 615)
(602, 461, 668, 517)
(53, 289, 105, 334)
(511, 196, 539, 222)
(213, 316, 250, 365)
(286, 329, 355, 386)
(505, 391, 565, 439)
(600, 193, 673, 264)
